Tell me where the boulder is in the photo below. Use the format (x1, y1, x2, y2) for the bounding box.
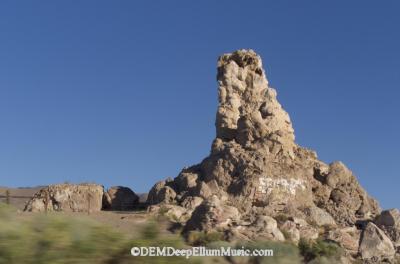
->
(184, 195, 240, 232)
(325, 161, 353, 188)
(375, 209, 400, 250)
(147, 179, 176, 205)
(253, 215, 285, 241)
(326, 227, 360, 252)
(303, 206, 336, 227)
(102, 186, 139, 210)
(194, 181, 212, 199)
(280, 220, 300, 243)
(181, 196, 203, 210)
(359, 222, 395, 262)
(24, 183, 103, 212)
(174, 172, 198, 192)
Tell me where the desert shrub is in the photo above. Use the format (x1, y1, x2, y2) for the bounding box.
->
(0, 205, 196, 264)
(318, 224, 336, 236)
(157, 205, 169, 217)
(0, 203, 14, 219)
(203, 239, 302, 264)
(112, 221, 198, 264)
(243, 240, 302, 264)
(274, 214, 289, 224)
(187, 231, 224, 246)
(298, 238, 342, 262)
(280, 229, 292, 241)
(0, 205, 128, 264)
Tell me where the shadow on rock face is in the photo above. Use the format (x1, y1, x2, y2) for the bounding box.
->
(102, 186, 140, 211)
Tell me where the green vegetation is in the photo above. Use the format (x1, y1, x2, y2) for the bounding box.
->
(298, 238, 343, 263)
(274, 214, 289, 224)
(0, 204, 192, 264)
(187, 231, 224, 246)
(0, 204, 347, 264)
(239, 240, 302, 264)
(280, 229, 292, 241)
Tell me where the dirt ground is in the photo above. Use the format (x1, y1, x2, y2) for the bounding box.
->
(0, 186, 158, 236)
(0, 186, 43, 210)
(15, 210, 153, 237)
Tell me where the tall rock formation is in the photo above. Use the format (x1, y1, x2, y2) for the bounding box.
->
(147, 50, 383, 247)
(148, 49, 379, 223)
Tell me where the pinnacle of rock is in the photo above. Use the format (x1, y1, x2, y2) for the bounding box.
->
(216, 50, 295, 156)
(21, 49, 397, 263)
(141, 50, 389, 264)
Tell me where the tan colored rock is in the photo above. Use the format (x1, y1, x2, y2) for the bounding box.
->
(326, 227, 360, 252)
(181, 196, 203, 210)
(147, 204, 190, 224)
(147, 50, 381, 251)
(375, 209, 400, 249)
(24, 183, 103, 212)
(280, 220, 300, 243)
(325, 161, 353, 188)
(299, 225, 319, 241)
(184, 195, 240, 232)
(216, 50, 295, 155)
(194, 181, 212, 199)
(253, 215, 285, 241)
(102, 186, 139, 211)
(314, 162, 380, 226)
(147, 179, 176, 204)
(303, 206, 336, 227)
(359, 222, 395, 262)
(175, 172, 198, 192)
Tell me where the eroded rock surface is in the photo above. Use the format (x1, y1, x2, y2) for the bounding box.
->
(148, 49, 379, 222)
(24, 183, 103, 212)
(145, 49, 391, 262)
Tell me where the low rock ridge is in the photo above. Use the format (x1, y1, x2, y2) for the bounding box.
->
(24, 183, 141, 212)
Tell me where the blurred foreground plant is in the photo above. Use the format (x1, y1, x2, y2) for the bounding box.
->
(0, 204, 195, 264)
(0, 204, 345, 264)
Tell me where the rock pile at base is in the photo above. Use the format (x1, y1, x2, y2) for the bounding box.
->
(24, 183, 103, 212)
(147, 49, 398, 263)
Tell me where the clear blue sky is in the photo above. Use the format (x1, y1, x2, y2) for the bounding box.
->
(0, 1, 399, 209)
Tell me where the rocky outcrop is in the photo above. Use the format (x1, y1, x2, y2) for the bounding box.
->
(102, 186, 139, 211)
(146, 49, 392, 262)
(24, 183, 103, 212)
(147, 49, 379, 221)
(312, 161, 380, 226)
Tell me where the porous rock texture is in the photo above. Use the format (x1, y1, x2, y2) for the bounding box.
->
(24, 183, 103, 212)
(147, 50, 397, 262)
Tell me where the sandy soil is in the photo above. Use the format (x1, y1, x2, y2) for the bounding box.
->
(0, 186, 44, 210)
